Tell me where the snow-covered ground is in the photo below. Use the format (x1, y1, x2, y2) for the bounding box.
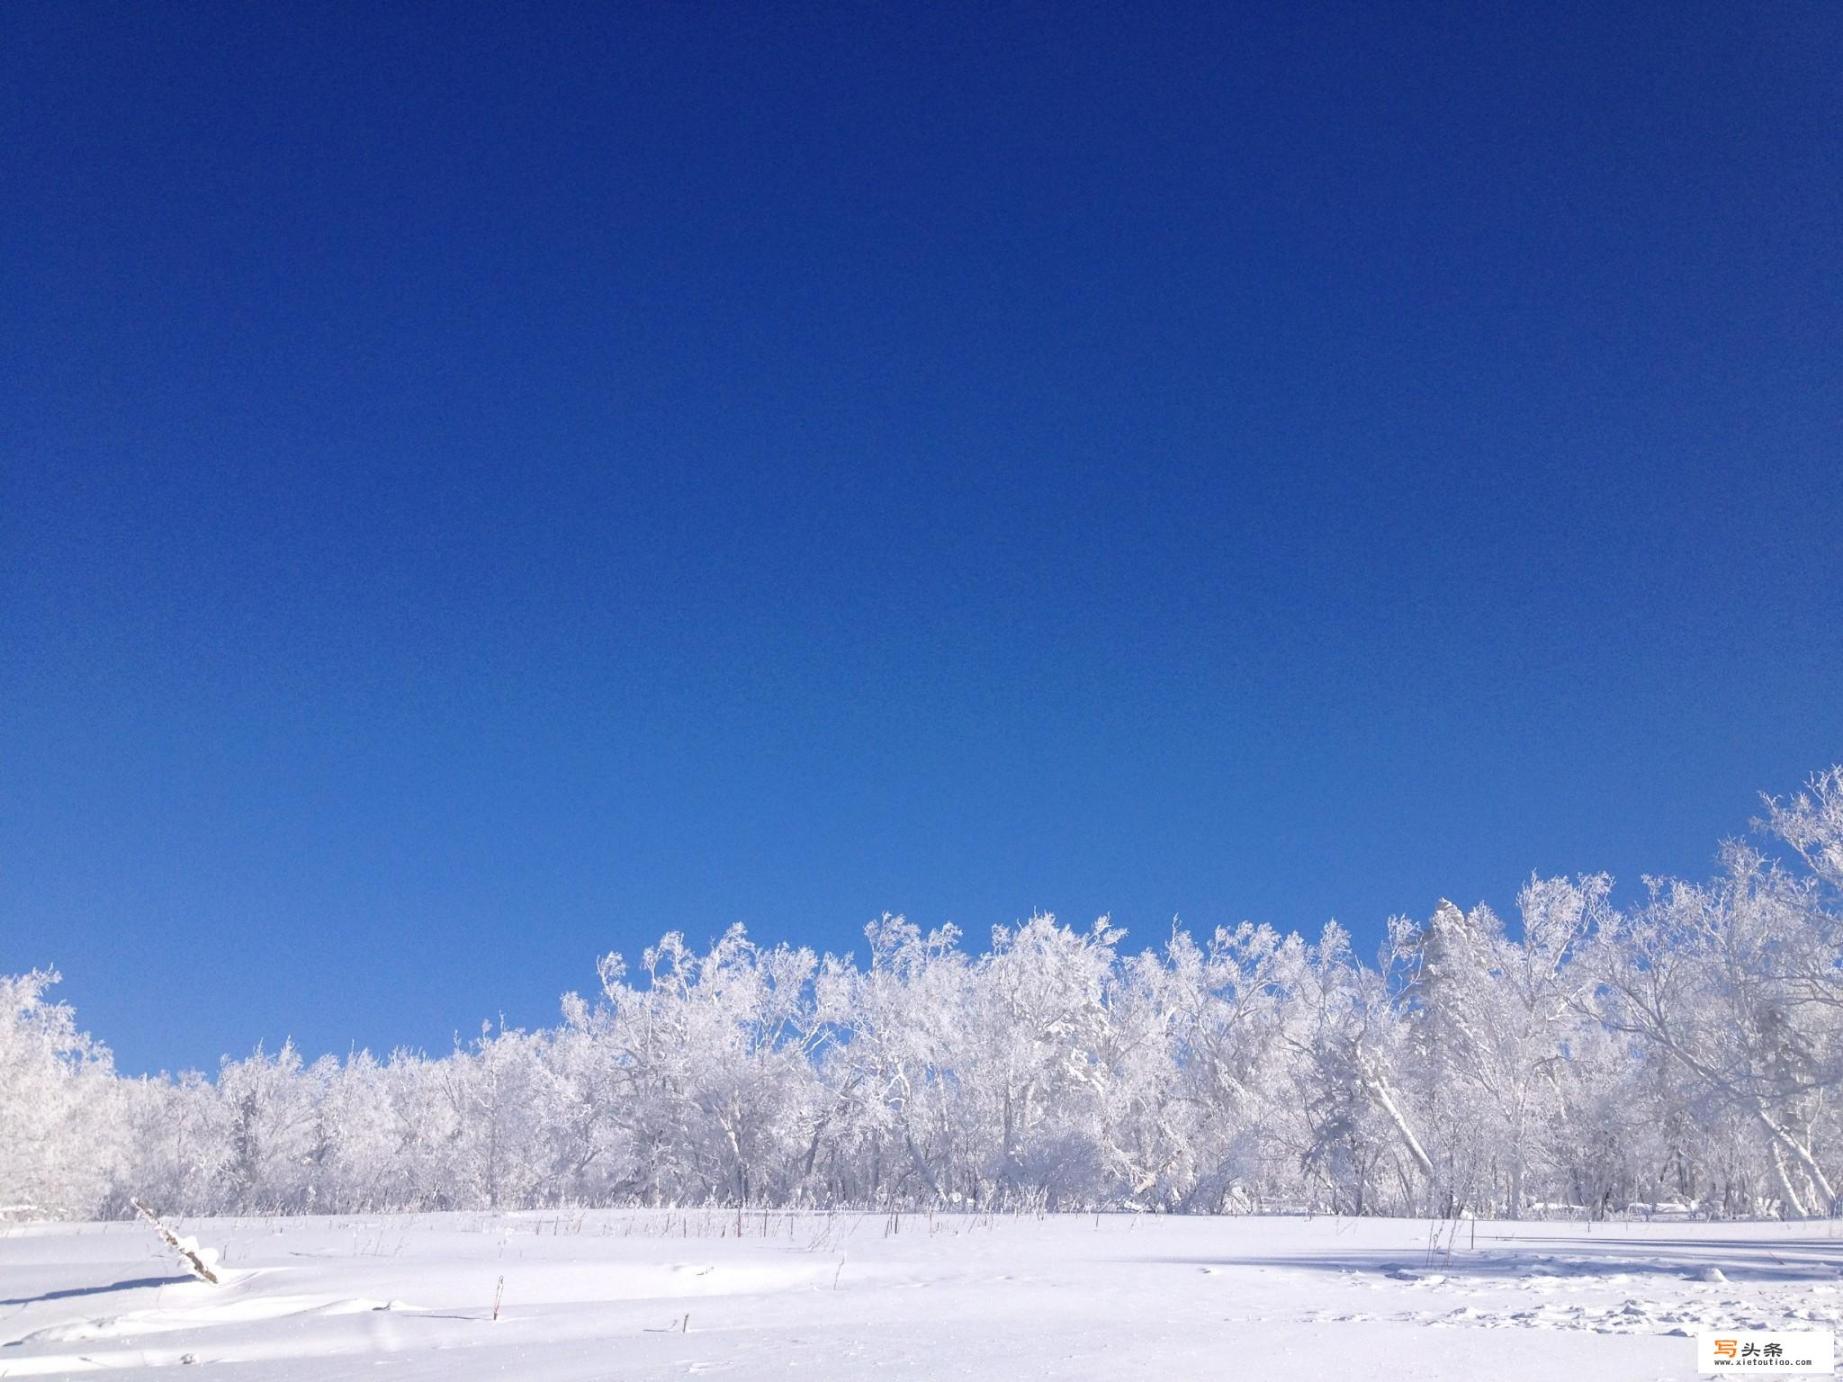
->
(4, 1210, 1841, 1378)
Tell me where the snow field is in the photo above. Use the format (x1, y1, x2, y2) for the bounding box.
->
(5, 1210, 1840, 1379)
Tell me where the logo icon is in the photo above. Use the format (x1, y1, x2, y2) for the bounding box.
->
(1697, 1331, 1833, 1374)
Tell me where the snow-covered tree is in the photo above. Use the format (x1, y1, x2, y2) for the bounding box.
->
(0, 970, 121, 1218)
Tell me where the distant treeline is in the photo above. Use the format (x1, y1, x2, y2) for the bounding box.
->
(8, 768, 1843, 1223)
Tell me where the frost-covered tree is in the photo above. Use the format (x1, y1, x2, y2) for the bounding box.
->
(1276, 922, 1429, 1214)
(963, 914, 1120, 1206)
(439, 1024, 549, 1210)
(1583, 851, 1842, 1216)
(564, 925, 829, 1206)
(215, 1041, 315, 1213)
(1150, 922, 1299, 1211)
(0, 970, 120, 1217)
(813, 915, 971, 1204)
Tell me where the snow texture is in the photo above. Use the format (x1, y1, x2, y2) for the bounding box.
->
(4, 1210, 1839, 1379)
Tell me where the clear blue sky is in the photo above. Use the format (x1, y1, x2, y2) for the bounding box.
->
(4, 2, 1839, 1076)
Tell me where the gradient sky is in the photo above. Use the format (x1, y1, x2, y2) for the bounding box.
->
(5, 2, 1840, 1076)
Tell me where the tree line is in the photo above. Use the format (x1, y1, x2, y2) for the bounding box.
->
(7, 768, 1843, 1223)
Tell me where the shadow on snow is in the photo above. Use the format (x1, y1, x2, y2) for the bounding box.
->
(0, 1274, 194, 1310)
(1135, 1237, 1843, 1283)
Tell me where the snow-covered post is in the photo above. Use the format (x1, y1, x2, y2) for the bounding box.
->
(131, 1198, 221, 1284)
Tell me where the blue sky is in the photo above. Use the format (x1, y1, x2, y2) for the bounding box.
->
(4, 2, 1839, 1075)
